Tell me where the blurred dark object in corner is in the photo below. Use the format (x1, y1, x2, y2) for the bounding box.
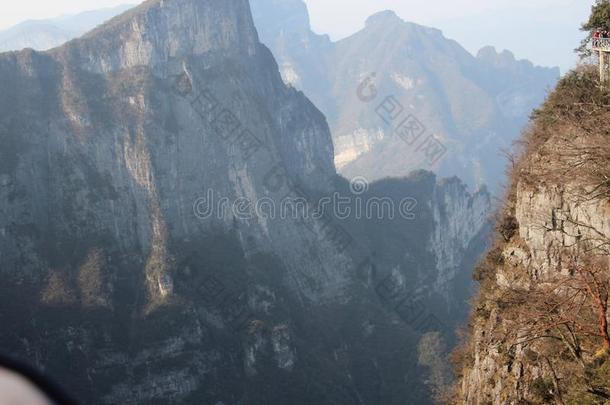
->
(0, 355, 78, 405)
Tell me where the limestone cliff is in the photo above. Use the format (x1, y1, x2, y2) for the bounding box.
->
(455, 67, 610, 404)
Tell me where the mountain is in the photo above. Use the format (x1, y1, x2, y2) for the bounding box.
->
(0, 5, 134, 52)
(0, 0, 490, 403)
(249, 1, 560, 193)
(0, 0, 559, 194)
(455, 67, 610, 403)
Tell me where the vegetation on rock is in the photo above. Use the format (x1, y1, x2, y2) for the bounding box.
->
(453, 59, 610, 405)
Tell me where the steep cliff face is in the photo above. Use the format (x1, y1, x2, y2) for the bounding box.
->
(0, 0, 338, 303)
(0, 1, 364, 403)
(0, 0, 490, 404)
(456, 67, 610, 404)
(333, 172, 491, 314)
(430, 179, 491, 301)
(249, 0, 332, 90)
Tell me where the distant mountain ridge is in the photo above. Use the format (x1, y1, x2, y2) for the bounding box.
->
(0, 5, 134, 52)
(250, 0, 560, 193)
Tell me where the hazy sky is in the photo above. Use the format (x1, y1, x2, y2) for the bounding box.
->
(0, 0, 596, 73)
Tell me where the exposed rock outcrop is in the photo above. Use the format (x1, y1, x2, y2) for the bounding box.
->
(456, 67, 610, 404)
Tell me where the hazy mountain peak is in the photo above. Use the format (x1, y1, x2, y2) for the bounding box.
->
(362, 10, 443, 39)
(476, 44, 560, 76)
(477, 45, 517, 64)
(0, 4, 134, 53)
(250, 0, 559, 192)
(51, 4, 136, 32)
(365, 10, 402, 27)
(250, 0, 312, 35)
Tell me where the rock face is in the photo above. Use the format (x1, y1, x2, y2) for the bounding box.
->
(430, 179, 491, 300)
(0, 0, 491, 404)
(460, 185, 609, 404)
(250, 0, 560, 192)
(455, 68, 610, 404)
